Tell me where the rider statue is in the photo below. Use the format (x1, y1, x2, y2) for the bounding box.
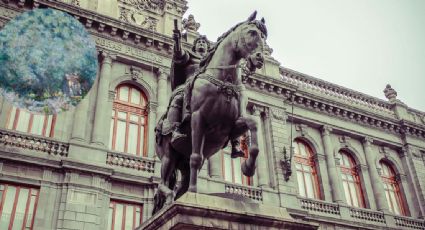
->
(165, 22, 245, 158)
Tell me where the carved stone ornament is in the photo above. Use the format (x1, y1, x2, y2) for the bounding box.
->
(119, 0, 165, 14)
(126, 66, 142, 81)
(383, 84, 397, 102)
(183, 14, 200, 32)
(271, 108, 287, 121)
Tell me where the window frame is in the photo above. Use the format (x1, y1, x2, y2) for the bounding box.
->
(108, 200, 143, 230)
(338, 150, 366, 208)
(0, 182, 40, 230)
(379, 161, 407, 216)
(110, 84, 149, 157)
(6, 107, 56, 137)
(221, 135, 252, 186)
(293, 139, 321, 200)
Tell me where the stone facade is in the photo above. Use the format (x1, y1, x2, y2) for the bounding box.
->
(0, 0, 424, 229)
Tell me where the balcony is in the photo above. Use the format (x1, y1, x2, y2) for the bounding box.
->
(106, 151, 155, 173)
(300, 198, 340, 215)
(349, 207, 385, 223)
(394, 216, 425, 229)
(0, 128, 69, 156)
(225, 183, 263, 201)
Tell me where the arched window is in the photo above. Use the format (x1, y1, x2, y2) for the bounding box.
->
(380, 161, 406, 215)
(109, 84, 148, 156)
(293, 139, 321, 199)
(222, 135, 252, 185)
(339, 150, 365, 208)
(6, 107, 56, 137)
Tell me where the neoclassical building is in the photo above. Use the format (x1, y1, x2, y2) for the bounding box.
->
(0, 0, 424, 229)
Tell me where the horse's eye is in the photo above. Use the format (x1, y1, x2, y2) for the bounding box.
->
(249, 30, 258, 37)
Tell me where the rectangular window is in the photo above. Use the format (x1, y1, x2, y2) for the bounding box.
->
(6, 107, 55, 137)
(0, 183, 39, 230)
(107, 200, 142, 230)
(221, 150, 251, 185)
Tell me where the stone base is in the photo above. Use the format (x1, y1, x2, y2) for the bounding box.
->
(137, 192, 318, 230)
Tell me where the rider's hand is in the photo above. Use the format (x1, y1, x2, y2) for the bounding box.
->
(173, 30, 181, 42)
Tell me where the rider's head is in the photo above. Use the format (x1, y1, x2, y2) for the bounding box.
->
(192, 35, 210, 56)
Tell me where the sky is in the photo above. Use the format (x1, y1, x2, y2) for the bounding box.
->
(183, 0, 425, 112)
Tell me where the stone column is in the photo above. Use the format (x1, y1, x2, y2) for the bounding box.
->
(70, 94, 89, 142)
(362, 137, 389, 211)
(208, 152, 222, 179)
(147, 102, 157, 158)
(156, 68, 169, 120)
(399, 147, 424, 218)
(252, 106, 270, 188)
(91, 52, 115, 146)
(320, 125, 344, 203)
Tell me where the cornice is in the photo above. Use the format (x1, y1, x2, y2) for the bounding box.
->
(243, 73, 425, 141)
(3, 0, 176, 56)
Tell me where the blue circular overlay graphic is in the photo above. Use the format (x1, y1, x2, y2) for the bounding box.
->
(0, 8, 98, 114)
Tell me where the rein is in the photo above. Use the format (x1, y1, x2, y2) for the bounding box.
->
(197, 73, 242, 103)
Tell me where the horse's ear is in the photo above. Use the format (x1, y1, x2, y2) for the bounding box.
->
(261, 17, 265, 24)
(248, 11, 257, 21)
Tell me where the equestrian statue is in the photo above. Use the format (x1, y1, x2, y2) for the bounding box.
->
(153, 11, 267, 214)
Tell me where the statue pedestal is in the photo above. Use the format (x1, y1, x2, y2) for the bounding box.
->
(137, 192, 318, 230)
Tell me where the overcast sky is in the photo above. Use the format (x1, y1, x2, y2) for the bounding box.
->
(183, 0, 425, 112)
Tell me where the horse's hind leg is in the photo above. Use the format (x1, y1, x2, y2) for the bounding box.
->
(175, 166, 190, 199)
(188, 111, 205, 193)
(158, 148, 176, 205)
(231, 117, 259, 177)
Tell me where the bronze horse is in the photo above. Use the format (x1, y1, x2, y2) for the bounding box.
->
(153, 12, 267, 214)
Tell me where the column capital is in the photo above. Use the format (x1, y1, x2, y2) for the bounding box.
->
(362, 136, 374, 146)
(320, 125, 332, 136)
(155, 67, 170, 80)
(251, 105, 262, 117)
(101, 51, 116, 65)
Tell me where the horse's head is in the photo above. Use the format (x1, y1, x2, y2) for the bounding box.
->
(236, 11, 267, 71)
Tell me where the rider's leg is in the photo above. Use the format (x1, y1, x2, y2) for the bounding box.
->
(168, 93, 186, 142)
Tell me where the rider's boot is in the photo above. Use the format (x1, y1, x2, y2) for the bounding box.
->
(230, 138, 245, 158)
(171, 123, 186, 146)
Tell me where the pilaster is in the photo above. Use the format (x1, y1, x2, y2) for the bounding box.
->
(91, 51, 116, 147)
(155, 68, 169, 119)
(362, 137, 389, 212)
(320, 125, 344, 203)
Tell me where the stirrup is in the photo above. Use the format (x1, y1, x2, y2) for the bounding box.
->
(231, 147, 245, 158)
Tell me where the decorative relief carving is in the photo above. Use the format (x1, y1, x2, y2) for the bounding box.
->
(270, 108, 287, 121)
(71, 0, 80, 6)
(127, 66, 143, 81)
(119, 7, 131, 22)
(320, 125, 332, 136)
(295, 124, 308, 137)
(120, 0, 165, 13)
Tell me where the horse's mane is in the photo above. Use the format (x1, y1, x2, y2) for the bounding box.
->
(195, 18, 267, 76)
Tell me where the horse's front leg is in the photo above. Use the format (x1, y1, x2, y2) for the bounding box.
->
(188, 111, 205, 193)
(231, 117, 259, 177)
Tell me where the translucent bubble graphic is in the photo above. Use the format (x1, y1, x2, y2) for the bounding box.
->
(0, 8, 98, 114)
